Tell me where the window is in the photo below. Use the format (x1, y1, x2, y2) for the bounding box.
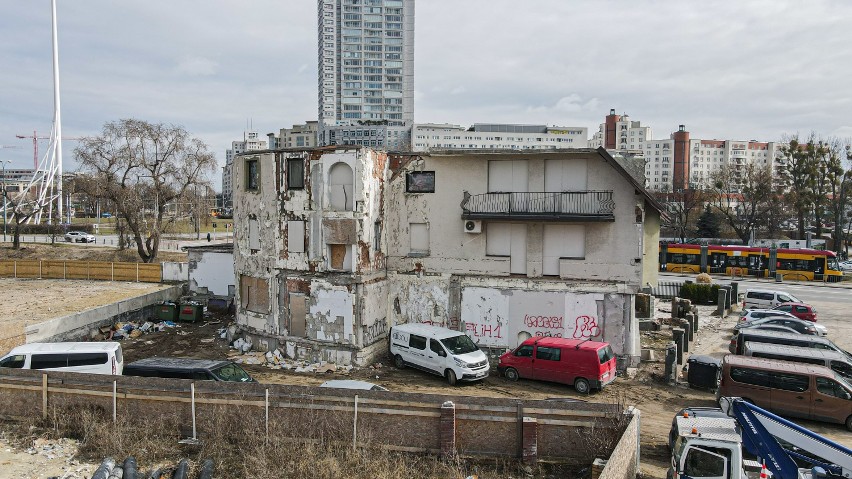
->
(831, 361, 852, 379)
(409, 223, 429, 254)
(816, 377, 852, 400)
(287, 158, 305, 189)
(684, 446, 730, 478)
(245, 159, 259, 191)
(515, 345, 533, 357)
(329, 162, 355, 210)
(31, 354, 68, 369)
(0, 354, 25, 368)
(536, 346, 561, 361)
(731, 367, 770, 387)
(430, 339, 445, 356)
(66, 353, 108, 367)
(409, 334, 427, 350)
(240, 275, 270, 313)
(405, 171, 435, 193)
(770, 372, 809, 392)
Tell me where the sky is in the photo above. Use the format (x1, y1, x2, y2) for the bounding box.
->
(1, 0, 851, 190)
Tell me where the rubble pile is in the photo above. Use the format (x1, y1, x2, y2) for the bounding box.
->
(224, 333, 356, 374)
(90, 320, 179, 341)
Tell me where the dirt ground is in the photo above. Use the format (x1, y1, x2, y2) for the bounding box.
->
(0, 244, 187, 263)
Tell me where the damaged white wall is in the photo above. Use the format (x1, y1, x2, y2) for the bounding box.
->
(188, 251, 234, 296)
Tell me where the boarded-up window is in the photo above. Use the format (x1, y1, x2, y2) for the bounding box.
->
(486, 223, 526, 274)
(289, 293, 306, 337)
(544, 159, 587, 191)
(409, 223, 429, 254)
(249, 218, 260, 251)
(240, 275, 269, 313)
(329, 162, 354, 210)
(329, 244, 351, 270)
(287, 220, 305, 253)
(543, 224, 585, 275)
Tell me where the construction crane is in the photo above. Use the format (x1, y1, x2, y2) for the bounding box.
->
(16, 131, 82, 170)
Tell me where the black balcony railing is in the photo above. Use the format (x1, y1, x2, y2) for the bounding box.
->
(461, 191, 616, 221)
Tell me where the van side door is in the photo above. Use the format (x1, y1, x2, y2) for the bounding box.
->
(532, 346, 563, 384)
(509, 344, 534, 379)
(428, 339, 448, 371)
(812, 377, 852, 424)
(768, 371, 811, 419)
(405, 334, 430, 370)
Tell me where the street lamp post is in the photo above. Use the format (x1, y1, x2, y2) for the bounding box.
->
(1, 160, 11, 242)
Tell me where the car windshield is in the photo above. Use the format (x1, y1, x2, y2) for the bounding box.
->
(440, 334, 479, 355)
(211, 363, 253, 382)
(835, 372, 852, 391)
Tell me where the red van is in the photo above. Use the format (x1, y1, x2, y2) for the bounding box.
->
(497, 337, 617, 393)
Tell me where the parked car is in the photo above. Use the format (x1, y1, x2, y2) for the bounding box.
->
(101, 212, 113, 218)
(773, 302, 817, 322)
(319, 380, 388, 391)
(123, 357, 255, 382)
(388, 323, 489, 385)
(735, 317, 821, 336)
(729, 330, 852, 361)
(737, 324, 801, 335)
(742, 342, 852, 381)
(64, 231, 96, 243)
(738, 308, 827, 335)
(497, 337, 617, 394)
(742, 289, 800, 310)
(0, 342, 123, 375)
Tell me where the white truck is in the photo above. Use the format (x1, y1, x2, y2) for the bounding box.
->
(669, 397, 852, 479)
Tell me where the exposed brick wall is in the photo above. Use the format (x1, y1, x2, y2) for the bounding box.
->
(598, 409, 640, 479)
(0, 368, 633, 465)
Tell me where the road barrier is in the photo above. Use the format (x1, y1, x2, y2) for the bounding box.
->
(0, 260, 162, 283)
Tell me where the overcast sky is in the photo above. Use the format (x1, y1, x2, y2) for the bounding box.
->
(1, 0, 851, 189)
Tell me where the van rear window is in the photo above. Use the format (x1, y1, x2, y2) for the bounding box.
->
(598, 346, 615, 364)
(409, 334, 427, 350)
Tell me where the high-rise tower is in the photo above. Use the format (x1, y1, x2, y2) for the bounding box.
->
(317, 0, 415, 150)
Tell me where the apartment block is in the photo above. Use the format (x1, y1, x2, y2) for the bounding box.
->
(412, 124, 588, 152)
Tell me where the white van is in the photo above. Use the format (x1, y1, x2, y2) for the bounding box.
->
(388, 323, 490, 385)
(0, 342, 124, 375)
(742, 289, 800, 309)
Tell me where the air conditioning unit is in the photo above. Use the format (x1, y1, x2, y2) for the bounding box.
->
(463, 220, 482, 234)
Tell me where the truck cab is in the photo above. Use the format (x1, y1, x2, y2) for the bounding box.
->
(669, 416, 757, 479)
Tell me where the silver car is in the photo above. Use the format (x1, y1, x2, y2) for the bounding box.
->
(738, 308, 827, 335)
(64, 231, 96, 243)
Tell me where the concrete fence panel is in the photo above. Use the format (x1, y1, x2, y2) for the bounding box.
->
(652, 281, 684, 299)
(162, 262, 188, 282)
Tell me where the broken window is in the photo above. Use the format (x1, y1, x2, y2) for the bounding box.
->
(287, 220, 306, 253)
(329, 244, 351, 270)
(245, 158, 259, 191)
(328, 162, 354, 210)
(409, 223, 429, 254)
(287, 158, 305, 189)
(240, 275, 270, 313)
(405, 171, 435, 193)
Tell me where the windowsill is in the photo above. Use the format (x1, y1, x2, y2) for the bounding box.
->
(408, 251, 429, 257)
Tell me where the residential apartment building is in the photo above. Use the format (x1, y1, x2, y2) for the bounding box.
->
(589, 109, 652, 153)
(267, 122, 319, 150)
(222, 132, 267, 209)
(317, 0, 415, 149)
(412, 124, 588, 152)
(231, 146, 662, 368)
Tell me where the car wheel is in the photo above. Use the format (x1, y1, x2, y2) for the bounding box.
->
(574, 378, 590, 394)
(846, 415, 852, 432)
(393, 354, 405, 369)
(504, 367, 520, 382)
(446, 369, 457, 386)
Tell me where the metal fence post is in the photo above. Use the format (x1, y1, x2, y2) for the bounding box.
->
(42, 374, 48, 420)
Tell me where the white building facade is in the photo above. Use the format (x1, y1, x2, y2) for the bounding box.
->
(412, 124, 588, 152)
(317, 0, 415, 149)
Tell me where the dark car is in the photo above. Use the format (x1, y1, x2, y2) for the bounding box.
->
(123, 357, 255, 382)
(735, 317, 819, 335)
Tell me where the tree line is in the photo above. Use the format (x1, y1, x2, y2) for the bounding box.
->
(659, 133, 852, 256)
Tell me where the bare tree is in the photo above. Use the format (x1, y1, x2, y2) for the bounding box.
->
(2, 189, 46, 249)
(778, 135, 816, 239)
(709, 164, 776, 244)
(74, 119, 217, 262)
(655, 188, 705, 243)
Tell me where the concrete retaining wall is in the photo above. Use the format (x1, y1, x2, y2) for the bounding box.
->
(24, 285, 182, 343)
(162, 262, 188, 282)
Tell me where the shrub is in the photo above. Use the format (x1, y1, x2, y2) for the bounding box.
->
(695, 273, 713, 284)
(679, 282, 720, 304)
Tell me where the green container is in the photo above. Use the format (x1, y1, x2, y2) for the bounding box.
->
(157, 302, 179, 321)
(178, 303, 203, 322)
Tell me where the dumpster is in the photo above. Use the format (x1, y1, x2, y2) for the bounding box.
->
(179, 302, 203, 322)
(686, 355, 721, 390)
(157, 301, 179, 321)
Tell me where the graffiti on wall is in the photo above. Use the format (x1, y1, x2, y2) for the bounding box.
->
(465, 322, 503, 339)
(363, 319, 387, 344)
(572, 315, 600, 339)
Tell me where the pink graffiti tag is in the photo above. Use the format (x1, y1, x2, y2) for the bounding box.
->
(466, 323, 503, 339)
(572, 315, 600, 339)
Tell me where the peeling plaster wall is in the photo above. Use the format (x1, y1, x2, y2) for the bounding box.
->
(307, 281, 354, 343)
(188, 251, 234, 296)
(359, 280, 389, 347)
(387, 273, 452, 328)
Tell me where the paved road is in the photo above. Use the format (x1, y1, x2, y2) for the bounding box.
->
(660, 272, 852, 350)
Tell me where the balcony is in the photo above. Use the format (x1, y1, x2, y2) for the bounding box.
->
(461, 191, 615, 222)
